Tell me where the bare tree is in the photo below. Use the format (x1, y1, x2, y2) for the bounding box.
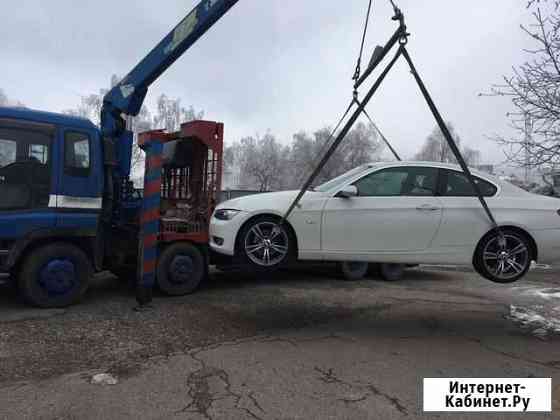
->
(462, 146, 482, 167)
(63, 82, 203, 185)
(488, 0, 560, 169)
(0, 88, 24, 107)
(290, 122, 383, 187)
(225, 121, 383, 191)
(231, 133, 289, 191)
(415, 123, 461, 163)
(415, 123, 482, 166)
(64, 92, 105, 125)
(153, 94, 204, 132)
(0, 89, 8, 106)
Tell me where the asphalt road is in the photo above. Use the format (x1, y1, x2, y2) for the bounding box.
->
(0, 266, 559, 419)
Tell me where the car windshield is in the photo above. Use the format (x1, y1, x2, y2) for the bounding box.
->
(315, 164, 371, 193)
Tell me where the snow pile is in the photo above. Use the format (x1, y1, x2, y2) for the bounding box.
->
(533, 288, 560, 300)
(91, 373, 118, 386)
(508, 305, 560, 338)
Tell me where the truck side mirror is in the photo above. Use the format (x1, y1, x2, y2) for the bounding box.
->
(336, 185, 358, 198)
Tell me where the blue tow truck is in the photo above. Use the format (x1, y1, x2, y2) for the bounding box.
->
(0, 0, 239, 308)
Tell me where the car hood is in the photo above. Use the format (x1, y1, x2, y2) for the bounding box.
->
(218, 190, 326, 213)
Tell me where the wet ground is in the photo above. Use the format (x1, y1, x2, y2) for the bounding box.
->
(0, 266, 559, 419)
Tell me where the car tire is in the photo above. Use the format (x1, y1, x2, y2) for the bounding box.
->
(339, 261, 369, 281)
(378, 263, 405, 282)
(237, 215, 294, 270)
(474, 229, 532, 284)
(18, 243, 92, 308)
(156, 243, 205, 296)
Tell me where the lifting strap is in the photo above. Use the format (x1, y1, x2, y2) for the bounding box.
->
(353, 0, 374, 83)
(354, 97, 401, 161)
(308, 98, 357, 186)
(282, 1, 503, 243)
(281, 48, 402, 224)
(400, 47, 501, 232)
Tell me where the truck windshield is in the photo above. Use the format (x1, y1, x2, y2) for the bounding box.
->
(0, 126, 52, 210)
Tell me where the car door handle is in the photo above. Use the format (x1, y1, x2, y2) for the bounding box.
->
(416, 204, 440, 211)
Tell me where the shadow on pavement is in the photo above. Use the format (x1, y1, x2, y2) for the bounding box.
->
(0, 265, 457, 310)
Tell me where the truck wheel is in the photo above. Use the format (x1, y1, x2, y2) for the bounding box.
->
(339, 261, 369, 281)
(378, 263, 405, 281)
(156, 243, 204, 296)
(18, 243, 92, 308)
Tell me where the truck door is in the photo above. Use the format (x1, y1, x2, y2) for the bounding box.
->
(0, 119, 57, 268)
(53, 128, 103, 230)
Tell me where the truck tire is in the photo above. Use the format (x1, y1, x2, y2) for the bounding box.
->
(18, 243, 92, 308)
(156, 243, 204, 296)
(339, 261, 369, 281)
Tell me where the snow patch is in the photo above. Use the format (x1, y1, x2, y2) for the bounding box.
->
(530, 262, 552, 270)
(519, 287, 560, 301)
(91, 373, 118, 386)
(508, 305, 560, 338)
(534, 288, 560, 300)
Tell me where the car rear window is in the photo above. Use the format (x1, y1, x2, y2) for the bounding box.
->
(442, 170, 497, 197)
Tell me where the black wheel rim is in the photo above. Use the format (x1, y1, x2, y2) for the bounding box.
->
(38, 258, 77, 296)
(169, 255, 194, 284)
(482, 234, 530, 281)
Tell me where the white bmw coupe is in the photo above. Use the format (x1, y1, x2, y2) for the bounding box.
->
(210, 162, 560, 283)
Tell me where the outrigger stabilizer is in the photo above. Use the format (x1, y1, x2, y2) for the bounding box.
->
(281, 1, 503, 244)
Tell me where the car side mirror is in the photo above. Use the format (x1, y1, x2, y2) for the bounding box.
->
(336, 185, 358, 198)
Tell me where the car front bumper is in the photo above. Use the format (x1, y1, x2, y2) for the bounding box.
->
(209, 211, 249, 257)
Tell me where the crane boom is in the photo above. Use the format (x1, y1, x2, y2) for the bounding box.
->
(103, 0, 239, 117)
(99, 0, 239, 188)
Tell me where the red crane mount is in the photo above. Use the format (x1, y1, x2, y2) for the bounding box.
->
(136, 120, 224, 306)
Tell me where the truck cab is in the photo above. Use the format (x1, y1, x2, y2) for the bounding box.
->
(0, 107, 105, 306)
(0, 0, 238, 308)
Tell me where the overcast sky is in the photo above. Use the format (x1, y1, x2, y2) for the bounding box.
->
(0, 0, 535, 165)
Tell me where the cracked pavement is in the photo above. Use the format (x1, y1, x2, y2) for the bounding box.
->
(0, 265, 559, 419)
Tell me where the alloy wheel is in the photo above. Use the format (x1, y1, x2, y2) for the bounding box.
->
(244, 222, 289, 267)
(482, 234, 530, 281)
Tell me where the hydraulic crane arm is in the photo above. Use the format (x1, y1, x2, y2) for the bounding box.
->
(100, 0, 239, 185)
(103, 0, 239, 118)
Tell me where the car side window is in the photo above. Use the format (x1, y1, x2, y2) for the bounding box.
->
(353, 168, 408, 196)
(401, 167, 439, 196)
(352, 167, 438, 197)
(442, 170, 497, 197)
(65, 131, 91, 176)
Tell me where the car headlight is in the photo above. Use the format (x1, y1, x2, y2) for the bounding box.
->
(214, 209, 241, 221)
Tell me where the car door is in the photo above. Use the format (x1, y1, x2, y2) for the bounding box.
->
(321, 166, 443, 255)
(430, 169, 498, 250)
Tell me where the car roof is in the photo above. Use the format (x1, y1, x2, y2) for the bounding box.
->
(0, 106, 98, 131)
(366, 160, 497, 181)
